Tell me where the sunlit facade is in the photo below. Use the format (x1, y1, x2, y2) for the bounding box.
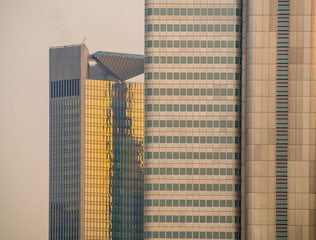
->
(49, 44, 144, 240)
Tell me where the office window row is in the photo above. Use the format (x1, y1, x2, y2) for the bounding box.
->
(145, 168, 241, 176)
(145, 88, 240, 96)
(145, 120, 241, 128)
(145, 72, 241, 81)
(145, 152, 241, 160)
(146, 56, 242, 65)
(145, 231, 239, 240)
(145, 215, 241, 224)
(145, 7, 242, 16)
(145, 40, 241, 48)
(145, 24, 242, 33)
(50, 79, 80, 98)
(145, 183, 241, 192)
(145, 199, 241, 208)
(146, 136, 240, 144)
(145, 104, 241, 112)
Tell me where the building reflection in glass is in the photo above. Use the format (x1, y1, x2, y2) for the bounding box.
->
(49, 44, 144, 240)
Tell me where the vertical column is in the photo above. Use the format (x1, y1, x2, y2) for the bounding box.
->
(245, 0, 278, 239)
(241, 0, 247, 238)
(287, 0, 316, 239)
(276, 1, 289, 239)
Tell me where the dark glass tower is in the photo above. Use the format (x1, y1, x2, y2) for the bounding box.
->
(49, 44, 144, 240)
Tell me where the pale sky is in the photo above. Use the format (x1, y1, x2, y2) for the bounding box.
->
(0, 0, 144, 239)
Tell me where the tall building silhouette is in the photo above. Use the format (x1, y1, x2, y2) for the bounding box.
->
(49, 44, 144, 240)
(144, 0, 316, 239)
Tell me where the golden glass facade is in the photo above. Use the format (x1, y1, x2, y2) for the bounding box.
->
(84, 79, 144, 240)
(49, 44, 145, 240)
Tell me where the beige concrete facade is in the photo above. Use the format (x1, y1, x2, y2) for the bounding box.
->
(144, 0, 242, 238)
(245, 0, 316, 239)
(245, 0, 278, 238)
(287, 0, 316, 239)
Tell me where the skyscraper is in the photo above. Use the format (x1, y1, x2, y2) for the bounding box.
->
(244, 1, 316, 239)
(49, 44, 145, 240)
(144, 1, 242, 239)
(144, 0, 316, 240)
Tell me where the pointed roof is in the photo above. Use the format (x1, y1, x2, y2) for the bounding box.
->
(93, 51, 144, 81)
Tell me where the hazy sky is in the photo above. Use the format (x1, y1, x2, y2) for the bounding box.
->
(0, 0, 144, 239)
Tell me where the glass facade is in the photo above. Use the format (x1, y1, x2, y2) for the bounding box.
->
(144, 0, 242, 238)
(49, 96, 81, 240)
(84, 79, 144, 239)
(49, 45, 83, 240)
(49, 44, 145, 240)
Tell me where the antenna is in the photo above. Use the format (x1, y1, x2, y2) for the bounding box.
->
(82, 36, 86, 45)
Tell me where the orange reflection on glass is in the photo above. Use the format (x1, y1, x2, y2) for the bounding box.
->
(84, 79, 144, 239)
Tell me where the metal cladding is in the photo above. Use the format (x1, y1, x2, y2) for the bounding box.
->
(93, 51, 144, 81)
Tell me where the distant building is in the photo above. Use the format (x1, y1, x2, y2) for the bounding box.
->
(49, 44, 144, 240)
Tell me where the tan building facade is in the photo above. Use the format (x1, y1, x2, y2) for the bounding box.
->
(144, 0, 242, 238)
(245, 0, 316, 239)
(145, 0, 316, 239)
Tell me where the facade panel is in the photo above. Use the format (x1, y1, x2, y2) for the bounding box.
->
(84, 79, 144, 240)
(245, 0, 316, 239)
